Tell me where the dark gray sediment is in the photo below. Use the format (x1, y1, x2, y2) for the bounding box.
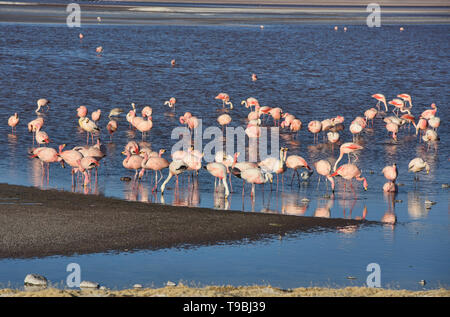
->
(0, 183, 376, 259)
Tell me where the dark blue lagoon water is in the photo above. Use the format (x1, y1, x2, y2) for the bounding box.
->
(0, 21, 448, 290)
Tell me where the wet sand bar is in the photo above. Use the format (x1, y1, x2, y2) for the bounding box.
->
(0, 183, 375, 259)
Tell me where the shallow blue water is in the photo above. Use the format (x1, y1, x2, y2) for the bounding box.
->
(0, 22, 448, 290)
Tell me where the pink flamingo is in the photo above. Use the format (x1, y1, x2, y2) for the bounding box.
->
(385, 122, 399, 140)
(327, 131, 339, 145)
(139, 152, 169, 192)
(382, 163, 398, 183)
(290, 119, 302, 138)
(268, 107, 282, 126)
(413, 117, 428, 139)
(331, 163, 368, 192)
(217, 114, 232, 132)
(160, 160, 189, 195)
(35, 126, 50, 146)
(171, 59, 176, 66)
(314, 159, 335, 192)
(349, 122, 363, 141)
(164, 98, 176, 111)
(252, 73, 258, 81)
(241, 168, 273, 198)
(389, 99, 407, 116)
(141, 106, 152, 118)
(80, 157, 100, 186)
(308, 120, 322, 143)
(36, 98, 50, 113)
(91, 109, 101, 124)
(29, 146, 62, 182)
(135, 116, 153, 140)
(8, 113, 19, 134)
(364, 108, 378, 127)
(205, 162, 230, 198)
(79, 33, 84, 39)
(106, 119, 118, 140)
(77, 105, 88, 118)
(215, 93, 233, 109)
(59, 144, 84, 186)
(401, 114, 415, 131)
(286, 154, 311, 186)
(241, 97, 259, 112)
(397, 93, 413, 110)
(420, 103, 437, 119)
(428, 116, 440, 131)
(96, 46, 103, 55)
(371, 94, 388, 112)
(333, 142, 363, 171)
(124, 141, 139, 154)
(28, 117, 44, 146)
(122, 149, 144, 180)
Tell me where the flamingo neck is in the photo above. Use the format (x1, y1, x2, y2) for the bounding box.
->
(333, 150, 344, 172)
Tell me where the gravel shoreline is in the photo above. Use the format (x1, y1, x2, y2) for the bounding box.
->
(1, 285, 448, 297)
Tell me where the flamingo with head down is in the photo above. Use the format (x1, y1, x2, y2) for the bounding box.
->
(215, 93, 233, 109)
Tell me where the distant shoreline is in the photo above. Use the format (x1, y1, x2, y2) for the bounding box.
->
(0, 1, 449, 25)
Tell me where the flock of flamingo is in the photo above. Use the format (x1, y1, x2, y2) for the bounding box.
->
(7, 83, 440, 205)
(4, 32, 441, 207)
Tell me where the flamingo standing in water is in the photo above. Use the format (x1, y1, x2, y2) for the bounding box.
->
(106, 119, 118, 140)
(364, 108, 377, 127)
(36, 98, 50, 113)
(413, 117, 428, 139)
(241, 97, 259, 111)
(205, 162, 230, 198)
(29, 146, 62, 182)
(8, 113, 19, 134)
(382, 163, 398, 192)
(408, 158, 430, 181)
(35, 126, 50, 146)
(160, 160, 189, 195)
(372, 94, 388, 112)
(386, 122, 399, 141)
(79, 117, 100, 144)
(331, 163, 368, 192)
(215, 93, 233, 109)
(122, 149, 144, 181)
(164, 98, 176, 111)
(217, 114, 232, 132)
(268, 107, 282, 126)
(258, 147, 288, 188)
(397, 94, 413, 110)
(420, 103, 437, 120)
(333, 142, 364, 171)
(308, 120, 322, 144)
(59, 144, 84, 186)
(241, 168, 273, 198)
(135, 116, 153, 140)
(314, 159, 335, 192)
(139, 151, 169, 192)
(28, 117, 44, 146)
(286, 154, 311, 186)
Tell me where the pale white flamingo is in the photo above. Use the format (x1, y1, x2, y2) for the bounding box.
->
(8, 113, 19, 134)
